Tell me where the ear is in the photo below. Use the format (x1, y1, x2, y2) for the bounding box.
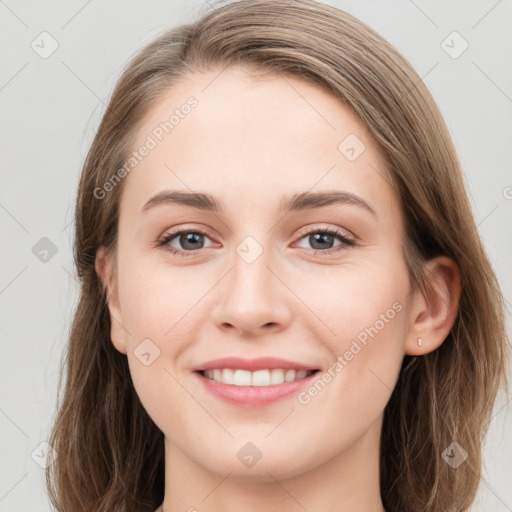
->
(404, 256, 461, 356)
(95, 247, 128, 354)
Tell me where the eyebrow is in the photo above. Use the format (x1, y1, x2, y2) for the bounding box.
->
(142, 189, 376, 217)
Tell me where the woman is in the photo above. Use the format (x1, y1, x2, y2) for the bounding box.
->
(46, 1, 509, 511)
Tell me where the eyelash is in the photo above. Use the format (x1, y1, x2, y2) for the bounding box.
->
(156, 226, 355, 257)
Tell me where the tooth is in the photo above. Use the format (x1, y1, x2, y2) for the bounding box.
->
(252, 369, 271, 386)
(284, 369, 296, 382)
(222, 368, 234, 385)
(233, 369, 252, 386)
(270, 369, 285, 385)
(202, 368, 314, 385)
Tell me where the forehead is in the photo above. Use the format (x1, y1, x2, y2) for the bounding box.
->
(121, 67, 398, 223)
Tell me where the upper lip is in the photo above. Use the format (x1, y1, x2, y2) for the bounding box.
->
(193, 357, 319, 372)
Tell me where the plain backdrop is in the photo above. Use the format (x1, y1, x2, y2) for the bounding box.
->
(1, 1, 511, 510)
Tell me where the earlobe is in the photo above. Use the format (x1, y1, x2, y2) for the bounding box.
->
(405, 256, 461, 356)
(95, 247, 128, 355)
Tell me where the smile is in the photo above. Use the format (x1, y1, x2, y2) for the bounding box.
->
(200, 368, 318, 386)
(195, 368, 321, 406)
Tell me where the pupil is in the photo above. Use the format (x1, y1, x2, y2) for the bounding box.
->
(311, 233, 332, 250)
(181, 232, 203, 250)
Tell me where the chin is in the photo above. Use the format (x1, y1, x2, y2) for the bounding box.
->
(196, 444, 314, 482)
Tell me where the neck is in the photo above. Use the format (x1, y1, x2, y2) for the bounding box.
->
(159, 414, 386, 512)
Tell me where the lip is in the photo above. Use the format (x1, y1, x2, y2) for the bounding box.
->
(194, 369, 320, 406)
(192, 356, 319, 372)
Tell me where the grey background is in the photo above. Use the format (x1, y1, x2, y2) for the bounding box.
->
(1, 0, 511, 510)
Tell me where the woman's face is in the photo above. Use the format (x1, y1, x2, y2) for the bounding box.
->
(103, 67, 416, 480)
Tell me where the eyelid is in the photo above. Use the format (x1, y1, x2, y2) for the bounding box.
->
(294, 223, 355, 241)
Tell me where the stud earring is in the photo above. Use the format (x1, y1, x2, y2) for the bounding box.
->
(417, 337, 422, 347)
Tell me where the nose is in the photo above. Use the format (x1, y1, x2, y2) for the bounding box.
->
(210, 244, 292, 337)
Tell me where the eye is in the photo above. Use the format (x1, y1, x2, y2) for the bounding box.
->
(294, 227, 355, 255)
(156, 227, 215, 257)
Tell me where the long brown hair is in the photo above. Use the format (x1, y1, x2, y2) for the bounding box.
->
(46, 1, 509, 510)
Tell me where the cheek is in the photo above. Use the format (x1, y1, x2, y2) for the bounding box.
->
(116, 256, 207, 398)
(297, 256, 409, 348)
(118, 256, 189, 340)
(294, 257, 409, 411)
(119, 268, 193, 431)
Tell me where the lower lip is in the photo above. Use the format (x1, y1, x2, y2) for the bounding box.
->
(194, 371, 319, 406)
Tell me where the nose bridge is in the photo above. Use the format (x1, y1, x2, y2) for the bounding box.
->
(212, 232, 291, 334)
(234, 242, 270, 292)
(230, 234, 276, 308)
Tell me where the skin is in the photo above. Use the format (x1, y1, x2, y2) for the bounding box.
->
(96, 67, 460, 512)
